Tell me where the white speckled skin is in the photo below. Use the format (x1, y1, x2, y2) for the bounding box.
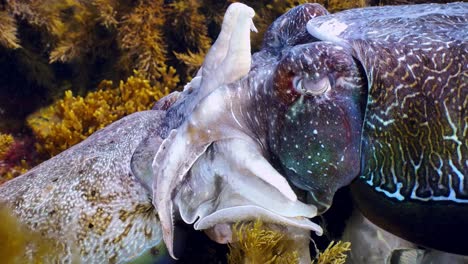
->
(0, 111, 165, 263)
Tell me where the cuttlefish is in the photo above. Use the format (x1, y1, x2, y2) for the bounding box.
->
(1, 1, 466, 263)
(0, 3, 324, 263)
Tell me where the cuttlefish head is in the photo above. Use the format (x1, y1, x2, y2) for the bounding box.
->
(266, 41, 367, 214)
(148, 3, 348, 260)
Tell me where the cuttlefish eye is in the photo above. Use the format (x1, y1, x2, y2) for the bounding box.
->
(293, 76, 331, 96)
(271, 41, 357, 106)
(269, 42, 367, 213)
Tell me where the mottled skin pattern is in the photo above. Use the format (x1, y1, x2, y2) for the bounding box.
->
(0, 111, 165, 263)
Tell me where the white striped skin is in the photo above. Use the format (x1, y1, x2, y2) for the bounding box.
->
(307, 3, 468, 203)
(307, 2, 468, 255)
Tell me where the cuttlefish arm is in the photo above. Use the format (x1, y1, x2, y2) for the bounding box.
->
(175, 138, 322, 264)
(178, 138, 321, 233)
(153, 84, 299, 258)
(201, 3, 257, 78)
(159, 2, 256, 141)
(188, 3, 257, 94)
(152, 3, 261, 259)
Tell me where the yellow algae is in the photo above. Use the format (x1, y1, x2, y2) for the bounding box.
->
(228, 220, 351, 264)
(0, 134, 14, 160)
(0, 205, 59, 263)
(228, 220, 300, 264)
(118, 0, 168, 84)
(312, 241, 351, 264)
(0, 11, 20, 49)
(27, 71, 172, 157)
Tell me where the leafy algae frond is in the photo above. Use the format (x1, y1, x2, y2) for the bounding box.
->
(118, 0, 168, 84)
(168, 0, 213, 79)
(228, 220, 351, 264)
(228, 220, 300, 264)
(0, 11, 20, 49)
(312, 241, 351, 264)
(93, 0, 119, 28)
